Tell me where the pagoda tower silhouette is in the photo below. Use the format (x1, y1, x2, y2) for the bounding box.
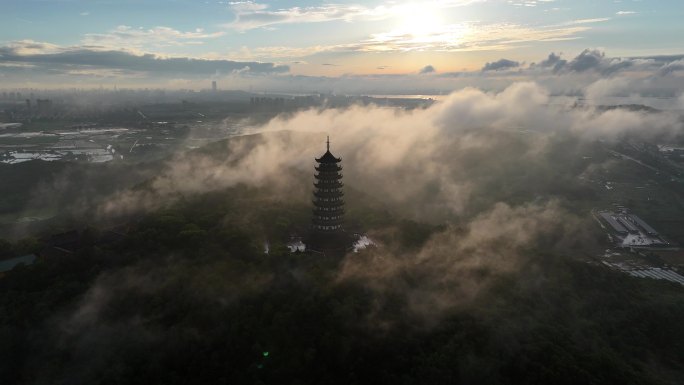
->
(308, 136, 352, 253)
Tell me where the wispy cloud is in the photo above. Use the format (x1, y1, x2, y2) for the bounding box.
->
(226, 1, 486, 31)
(507, 0, 557, 6)
(234, 20, 596, 60)
(616, 11, 636, 15)
(1, 40, 63, 55)
(82, 25, 225, 51)
(564, 18, 611, 25)
(227, 3, 376, 31)
(230, 45, 333, 60)
(353, 22, 591, 52)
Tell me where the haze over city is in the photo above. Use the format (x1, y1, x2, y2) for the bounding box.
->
(1, 0, 683, 98)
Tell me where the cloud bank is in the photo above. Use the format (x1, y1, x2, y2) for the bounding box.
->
(95, 81, 682, 222)
(17, 80, 683, 326)
(0, 40, 289, 80)
(90, 80, 684, 324)
(482, 59, 520, 71)
(2, 43, 684, 103)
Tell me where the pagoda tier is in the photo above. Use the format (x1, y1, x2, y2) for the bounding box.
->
(314, 180, 343, 189)
(313, 190, 344, 198)
(315, 165, 342, 172)
(312, 137, 345, 233)
(313, 174, 343, 181)
(312, 208, 345, 216)
(312, 216, 344, 225)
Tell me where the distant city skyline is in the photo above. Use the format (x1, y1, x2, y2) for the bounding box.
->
(1, 0, 683, 94)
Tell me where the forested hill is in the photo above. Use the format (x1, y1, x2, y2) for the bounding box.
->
(0, 185, 682, 385)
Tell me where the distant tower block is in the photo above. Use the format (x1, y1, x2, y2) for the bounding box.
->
(312, 136, 344, 233)
(212, 80, 217, 92)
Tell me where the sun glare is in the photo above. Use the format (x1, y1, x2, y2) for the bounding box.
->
(395, 3, 444, 36)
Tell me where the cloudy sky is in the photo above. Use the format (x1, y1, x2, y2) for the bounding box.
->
(1, 0, 683, 92)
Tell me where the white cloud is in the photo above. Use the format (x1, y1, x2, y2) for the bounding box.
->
(584, 77, 633, 101)
(565, 18, 611, 25)
(508, 0, 557, 6)
(225, 1, 487, 31)
(352, 22, 591, 53)
(81, 25, 225, 51)
(2, 40, 63, 55)
(227, 1, 268, 12)
(616, 11, 636, 15)
(230, 21, 596, 59)
(99, 81, 683, 219)
(229, 44, 333, 60)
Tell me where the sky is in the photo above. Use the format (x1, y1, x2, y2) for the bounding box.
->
(1, 0, 683, 93)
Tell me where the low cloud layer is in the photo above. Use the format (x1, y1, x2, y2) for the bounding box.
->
(0, 40, 289, 80)
(16, 80, 683, 331)
(337, 200, 594, 325)
(2, 45, 684, 103)
(94, 81, 682, 223)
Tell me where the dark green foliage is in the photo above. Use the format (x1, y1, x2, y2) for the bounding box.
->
(398, 220, 444, 249)
(0, 159, 164, 240)
(0, 239, 12, 257)
(0, 189, 682, 385)
(0, 237, 41, 259)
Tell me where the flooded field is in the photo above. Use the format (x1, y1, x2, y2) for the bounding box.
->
(0, 127, 130, 163)
(0, 118, 253, 164)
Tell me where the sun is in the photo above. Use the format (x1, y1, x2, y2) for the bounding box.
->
(395, 3, 444, 37)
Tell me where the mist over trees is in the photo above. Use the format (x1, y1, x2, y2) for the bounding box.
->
(2, 0, 684, 381)
(0, 82, 683, 384)
(1, 186, 682, 385)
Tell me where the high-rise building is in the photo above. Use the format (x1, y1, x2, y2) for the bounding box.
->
(36, 99, 52, 114)
(212, 80, 217, 92)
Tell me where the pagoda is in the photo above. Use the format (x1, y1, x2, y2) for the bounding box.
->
(309, 137, 351, 253)
(312, 136, 344, 232)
